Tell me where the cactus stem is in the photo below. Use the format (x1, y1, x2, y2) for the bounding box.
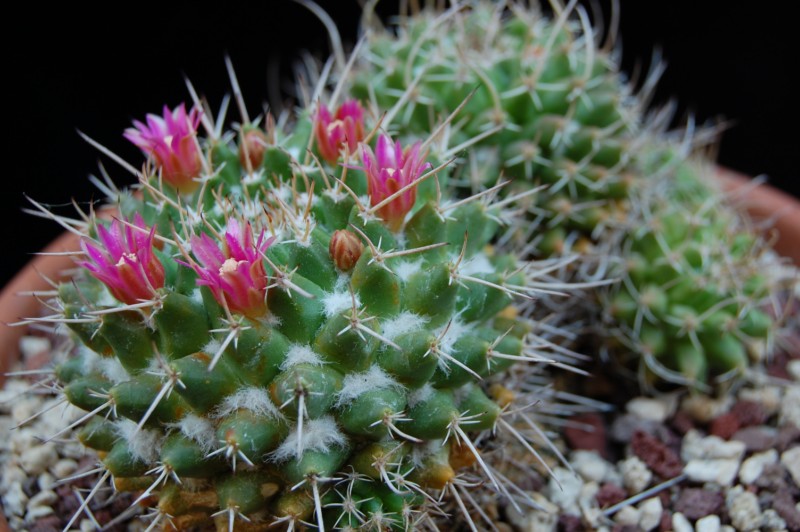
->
(310, 476, 326, 532)
(262, 254, 317, 299)
(211, 504, 252, 532)
(439, 180, 509, 214)
(142, 508, 175, 532)
(370, 411, 423, 443)
(208, 319, 250, 372)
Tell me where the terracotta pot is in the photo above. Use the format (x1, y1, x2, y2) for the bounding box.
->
(0, 230, 81, 385)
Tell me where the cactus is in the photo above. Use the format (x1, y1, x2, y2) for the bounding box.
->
(34, 73, 591, 528)
(342, 1, 789, 388)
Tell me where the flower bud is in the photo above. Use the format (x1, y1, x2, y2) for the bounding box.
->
(239, 128, 268, 170)
(329, 230, 363, 271)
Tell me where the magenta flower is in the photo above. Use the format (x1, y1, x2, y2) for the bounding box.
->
(361, 134, 431, 231)
(81, 214, 165, 305)
(314, 99, 365, 163)
(187, 219, 274, 319)
(124, 104, 203, 192)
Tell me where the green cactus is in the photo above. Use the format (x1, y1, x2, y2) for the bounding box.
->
(40, 68, 585, 528)
(342, 1, 787, 389)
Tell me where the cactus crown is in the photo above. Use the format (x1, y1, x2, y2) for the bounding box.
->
(43, 39, 589, 528)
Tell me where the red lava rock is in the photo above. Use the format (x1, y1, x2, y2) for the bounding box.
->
(767, 351, 792, 380)
(659, 510, 672, 532)
(29, 515, 61, 532)
(674, 488, 724, 520)
(709, 412, 740, 440)
(730, 400, 768, 427)
(732, 426, 778, 452)
(612, 525, 641, 532)
(670, 410, 695, 435)
(778, 425, 800, 452)
(596, 483, 627, 508)
(564, 413, 608, 458)
(557, 514, 583, 532)
(774, 491, 800, 532)
(755, 462, 790, 491)
(631, 430, 683, 478)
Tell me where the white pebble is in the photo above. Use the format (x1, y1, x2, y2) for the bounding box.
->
(626, 396, 675, 422)
(81, 518, 97, 532)
(2, 465, 28, 486)
(761, 509, 787, 531)
(681, 430, 746, 461)
(19, 335, 51, 359)
(10, 397, 44, 426)
(637, 496, 662, 532)
(672, 512, 694, 532)
(681, 394, 733, 423)
(513, 492, 559, 532)
(37, 472, 56, 491)
(1, 482, 28, 516)
(614, 505, 640, 526)
(739, 449, 778, 485)
(781, 446, 800, 487)
(780, 386, 800, 428)
(25, 505, 55, 521)
(696, 514, 721, 532)
(28, 489, 57, 508)
(684, 458, 741, 486)
(720, 527, 736, 532)
(52, 458, 79, 478)
(738, 385, 782, 416)
(619, 455, 652, 493)
(726, 485, 763, 531)
(571, 450, 615, 483)
(788, 359, 800, 381)
(546, 467, 584, 514)
(20, 443, 59, 475)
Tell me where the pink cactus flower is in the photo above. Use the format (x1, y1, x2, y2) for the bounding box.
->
(124, 104, 203, 192)
(81, 214, 165, 305)
(361, 134, 431, 231)
(314, 99, 365, 163)
(187, 218, 274, 319)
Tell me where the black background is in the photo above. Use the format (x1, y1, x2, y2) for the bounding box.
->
(5, 1, 797, 288)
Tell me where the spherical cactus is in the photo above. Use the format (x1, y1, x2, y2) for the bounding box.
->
(348, 1, 643, 258)
(42, 86, 585, 530)
(341, 0, 790, 390)
(598, 150, 790, 390)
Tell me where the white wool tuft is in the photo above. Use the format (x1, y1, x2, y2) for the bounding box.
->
(335, 366, 403, 407)
(202, 338, 223, 357)
(322, 290, 360, 319)
(281, 344, 324, 370)
(394, 260, 423, 283)
(78, 346, 102, 375)
(435, 319, 468, 359)
(407, 383, 436, 408)
(272, 416, 346, 461)
(97, 356, 130, 384)
(215, 387, 281, 419)
(114, 419, 163, 463)
(171, 414, 217, 453)
(380, 311, 428, 342)
(410, 439, 444, 467)
(458, 253, 495, 276)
